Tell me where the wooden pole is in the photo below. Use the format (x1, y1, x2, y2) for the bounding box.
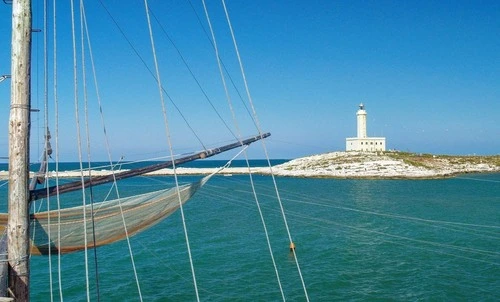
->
(8, 0, 32, 300)
(0, 233, 8, 297)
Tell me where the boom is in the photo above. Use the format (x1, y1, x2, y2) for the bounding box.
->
(30, 133, 270, 201)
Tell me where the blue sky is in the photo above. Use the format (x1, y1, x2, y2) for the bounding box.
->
(1, 0, 499, 162)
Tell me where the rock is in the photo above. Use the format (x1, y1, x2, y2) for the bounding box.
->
(270, 151, 500, 179)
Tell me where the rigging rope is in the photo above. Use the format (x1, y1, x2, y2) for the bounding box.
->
(221, 176, 500, 251)
(206, 183, 500, 266)
(40, 1, 55, 301)
(78, 1, 102, 300)
(221, 1, 310, 300)
(148, 8, 236, 141)
(81, 1, 145, 300)
(33, 1, 278, 300)
(200, 1, 286, 301)
(186, 0, 254, 121)
(51, 0, 65, 299)
(68, 1, 92, 300)
(95, 0, 207, 151)
(143, 0, 200, 300)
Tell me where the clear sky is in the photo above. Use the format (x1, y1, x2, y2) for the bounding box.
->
(0, 0, 499, 162)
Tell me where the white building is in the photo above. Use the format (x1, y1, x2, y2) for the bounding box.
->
(346, 103, 386, 152)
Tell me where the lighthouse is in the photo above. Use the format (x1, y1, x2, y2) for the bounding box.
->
(346, 103, 386, 152)
(356, 103, 367, 138)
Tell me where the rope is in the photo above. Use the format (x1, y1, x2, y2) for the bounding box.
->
(203, 182, 500, 267)
(201, 1, 286, 301)
(200, 1, 239, 135)
(79, 2, 102, 300)
(80, 2, 145, 300)
(221, 1, 310, 300)
(95, 0, 207, 150)
(149, 8, 236, 141)
(185, 0, 255, 121)
(204, 144, 249, 180)
(41, 1, 55, 301)
(0, 255, 29, 264)
(143, 1, 201, 301)
(69, 1, 92, 300)
(50, 0, 65, 299)
(9, 104, 31, 110)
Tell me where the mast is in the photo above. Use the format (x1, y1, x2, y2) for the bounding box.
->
(8, 0, 32, 300)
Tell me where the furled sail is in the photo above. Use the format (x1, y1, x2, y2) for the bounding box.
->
(0, 177, 208, 256)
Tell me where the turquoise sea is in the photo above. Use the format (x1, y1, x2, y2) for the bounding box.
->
(0, 161, 499, 301)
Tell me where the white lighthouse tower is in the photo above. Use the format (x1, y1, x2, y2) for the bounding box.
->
(346, 103, 386, 152)
(356, 103, 367, 138)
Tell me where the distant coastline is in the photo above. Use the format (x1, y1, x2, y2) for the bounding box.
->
(0, 152, 499, 180)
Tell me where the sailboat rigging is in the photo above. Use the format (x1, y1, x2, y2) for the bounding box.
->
(3, 0, 272, 300)
(1, 0, 312, 301)
(1, 132, 269, 258)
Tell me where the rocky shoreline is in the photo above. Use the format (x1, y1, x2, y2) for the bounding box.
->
(269, 151, 500, 179)
(1, 152, 499, 180)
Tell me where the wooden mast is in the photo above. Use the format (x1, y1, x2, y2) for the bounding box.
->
(8, 0, 32, 300)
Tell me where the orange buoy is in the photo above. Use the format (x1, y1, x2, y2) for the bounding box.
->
(289, 242, 296, 251)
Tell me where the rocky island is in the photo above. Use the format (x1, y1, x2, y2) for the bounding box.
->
(0, 151, 499, 180)
(269, 151, 500, 179)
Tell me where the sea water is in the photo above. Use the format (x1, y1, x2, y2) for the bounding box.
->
(0, 161, 498, 301)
